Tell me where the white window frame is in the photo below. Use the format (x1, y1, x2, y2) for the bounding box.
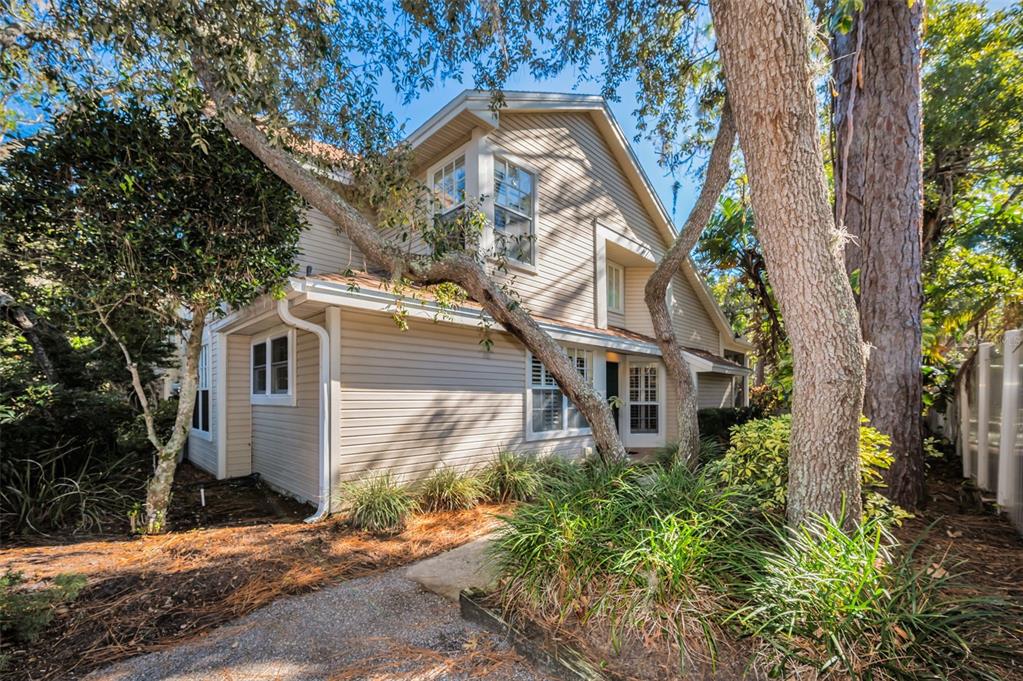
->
(428, 148, 469, 218)
(607, 261, 625, 314)
(624, 359, 665, 448)
(524, 347, 594, 441)
(190, 341, 212, 440)
(490, 151, 540, 272)
(250, 329, 297, 407)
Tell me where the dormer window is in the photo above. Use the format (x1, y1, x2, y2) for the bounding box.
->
(432, 155, 466, 216)
(607, 261, 624, 314)
(493, 157, 535, 265)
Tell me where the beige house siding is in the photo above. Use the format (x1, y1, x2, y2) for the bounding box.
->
(335, 308, 592, 484)
(671, 271, 720, 354)
(250, 318, 322, 502)
(187, 331, 217, 476)
(698, 373, 735, 409)
(296, 208, 366, 275)
(224, 334, 253, 477)
(624, 266, 655, 337)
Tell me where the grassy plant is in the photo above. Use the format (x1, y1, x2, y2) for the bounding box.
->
(416, 467, 484, 511)
(492, 461, 763, 666)
(0, 571, 86, 643)
(481, 451, 542, 503)
(339, 473, 418, 534)
(654, 436, 724, 469)
(739, 515, 1021, 679)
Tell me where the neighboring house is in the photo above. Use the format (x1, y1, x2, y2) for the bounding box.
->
(186, 90, 752, 519)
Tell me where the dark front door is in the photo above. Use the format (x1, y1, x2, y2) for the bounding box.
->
(606, 361, 620, 432)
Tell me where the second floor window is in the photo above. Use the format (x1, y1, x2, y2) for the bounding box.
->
(607, 261, 624, 314)
(494, 157, 535, 265)
(432, 155, 466, 216)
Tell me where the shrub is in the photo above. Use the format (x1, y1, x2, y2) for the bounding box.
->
(339, 473, 418, 534)
(0, 571, 86, 643)
(653, 436, 724, 469)
(492, 461, 763, 665)
(481, 451, 542, 503)
(696, 406, 763, 443)
(710, 415, 907, 523)
(416, 467, 484, 512)
(740, 515, 1020, 679)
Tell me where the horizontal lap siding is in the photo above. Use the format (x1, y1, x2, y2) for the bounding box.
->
(672, 271, 719, 354)
(225, 334, 252, 477)
(297, 208, 366, 275)
(336, 309, 592, 483)
(624, 266, 655, 336)
(698, 373, 735, 409)
(250, 317, 321, 502)
(488, 113, 667, 327)
(188, 331, 217, 475)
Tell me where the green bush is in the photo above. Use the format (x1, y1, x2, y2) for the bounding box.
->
(416, 467, 484, 511)
(696, 406, 763, 443)
(0, 571, 86, 643)
(481, 451, 542, 503)
(492, 461, 763, 664)
(653, 436, 724, 469)
(709, 415, 907, 523)
(339, 473, 418, 534)
(740, 515, 1020, 679)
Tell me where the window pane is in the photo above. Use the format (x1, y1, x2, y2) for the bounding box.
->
(192, 390, 200, 429)
(271, 336, 288, 363)
(252, 343, 266, 394)
(630, 404, 658, 433)
(434, 156, 466, 212)
(495, 207, 534, 263)
(200, 389, 210, 432)
(271, 362, 289, 394)
(567, 403, 588, 430)
(532, 388, 563, 432)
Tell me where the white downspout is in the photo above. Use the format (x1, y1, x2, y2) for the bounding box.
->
(276, 298, 331, 523)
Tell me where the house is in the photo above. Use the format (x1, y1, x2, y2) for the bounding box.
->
(185, 90, 752, 519)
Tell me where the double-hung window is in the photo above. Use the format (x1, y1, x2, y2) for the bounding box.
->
(607, 262, 624, 314)
(432, 155, 466, 217)
(628, 363, 659, 434)
(529, 347, 592, 437)
(493, 157, 536, 265)
(251, 332, 293, 405)
(191, 343, 211, 436)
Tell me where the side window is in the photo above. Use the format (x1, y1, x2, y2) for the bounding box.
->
(628, 364, 659, 434)
(192, 343, 211, 435)
(607, 262, 624, 314)
(493, 157, 536, 265)
(251, 332, 293, 404)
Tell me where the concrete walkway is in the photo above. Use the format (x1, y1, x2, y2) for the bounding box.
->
(86, 541, 538, 681)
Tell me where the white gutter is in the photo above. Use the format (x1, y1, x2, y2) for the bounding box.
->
(276, 298, 331, 523)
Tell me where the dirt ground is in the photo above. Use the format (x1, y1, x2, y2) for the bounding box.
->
(1, 463, 510, 681)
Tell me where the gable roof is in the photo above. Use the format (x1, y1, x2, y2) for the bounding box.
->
(407, 90, 751, 353)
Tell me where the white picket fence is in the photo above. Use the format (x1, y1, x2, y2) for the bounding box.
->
(957, 329, 1023, 534)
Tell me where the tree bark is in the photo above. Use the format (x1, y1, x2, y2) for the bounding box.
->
(710, 0, 867, 527)
(832, 0, 925, 508)
(197, 75, 627, 462)
(645, 99, 736, 464)
(100, 306, 206, 533)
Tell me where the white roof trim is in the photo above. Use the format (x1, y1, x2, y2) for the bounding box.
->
(406, 89, 750, 352)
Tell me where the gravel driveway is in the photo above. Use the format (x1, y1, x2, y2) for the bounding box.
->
(84, 567, 541, 681)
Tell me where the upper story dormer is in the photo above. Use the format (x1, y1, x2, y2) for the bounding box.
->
(296, 90, 749, 359)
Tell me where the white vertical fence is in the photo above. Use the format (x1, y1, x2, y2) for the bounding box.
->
(958, 329, 1023, 534)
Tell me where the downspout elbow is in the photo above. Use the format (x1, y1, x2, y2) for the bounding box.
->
(276, 298, 331, 523)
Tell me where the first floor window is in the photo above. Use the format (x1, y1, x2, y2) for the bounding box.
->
(192, 343, 210, 434)
(530, 348, 592, 435)
(629, 364, 659, 434)
(252, 333, 291, 402)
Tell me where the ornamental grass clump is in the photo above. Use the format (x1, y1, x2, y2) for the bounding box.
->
(416, 467, 484, 512)
(739, 515, 1021, 680)
(340, 473, 418, 534)
(481, 451, 542, 502)
(491, 460, 764, 668)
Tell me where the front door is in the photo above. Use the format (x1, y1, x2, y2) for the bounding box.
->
(606, 361, 620, 432)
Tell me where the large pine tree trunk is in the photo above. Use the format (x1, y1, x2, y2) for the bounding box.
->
(710, 0, 867, 526)
(644, 100, 735, 464)
(832, 0, 925, 509)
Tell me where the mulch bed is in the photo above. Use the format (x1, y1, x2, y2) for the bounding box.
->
(1, 463, 510, 681)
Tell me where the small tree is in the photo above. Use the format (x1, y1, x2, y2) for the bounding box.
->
(0, 100, 303, 532)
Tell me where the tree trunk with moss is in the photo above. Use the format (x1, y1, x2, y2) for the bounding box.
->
(710, 0, 867, 527)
